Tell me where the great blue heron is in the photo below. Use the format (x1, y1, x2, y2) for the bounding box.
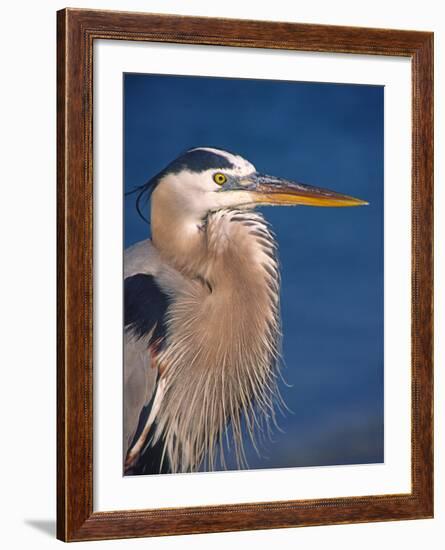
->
(124, 147, 367, 475)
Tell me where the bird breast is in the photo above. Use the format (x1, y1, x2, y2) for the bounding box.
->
(153, 209, 283, 472)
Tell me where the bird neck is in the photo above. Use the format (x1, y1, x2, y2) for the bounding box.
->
(153, 208, 283, 472)
(151, 203, 278, 293)
(151, 204, 209, 281)
(201, 209, 279, 294)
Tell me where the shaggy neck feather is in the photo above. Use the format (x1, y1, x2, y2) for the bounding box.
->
(151, 207, 283, 473)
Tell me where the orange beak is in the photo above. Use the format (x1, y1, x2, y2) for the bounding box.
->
(242, 174, 368, 207)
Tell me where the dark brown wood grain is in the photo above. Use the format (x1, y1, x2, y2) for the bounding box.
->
(57, 8, 434, 542)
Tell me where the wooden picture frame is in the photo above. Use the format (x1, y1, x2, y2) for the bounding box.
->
(57, 8, 434, 542)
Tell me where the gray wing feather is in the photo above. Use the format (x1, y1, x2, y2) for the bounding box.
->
(123, 332, 158, 453)
(123, 239, 187, 459)
(123, 240, 160, 458)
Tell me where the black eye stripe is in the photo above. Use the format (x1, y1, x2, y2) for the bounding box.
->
(166, 150, 234, 174)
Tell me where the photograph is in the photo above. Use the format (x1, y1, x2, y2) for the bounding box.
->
(122, 73, 384, 476)
(51, 6, 433, 543)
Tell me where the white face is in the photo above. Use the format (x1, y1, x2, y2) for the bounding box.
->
(152, 148, 259, 219)
(150, 147, 367, 226)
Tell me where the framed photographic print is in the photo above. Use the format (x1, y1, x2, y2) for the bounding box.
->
(57, 8, 434, 542)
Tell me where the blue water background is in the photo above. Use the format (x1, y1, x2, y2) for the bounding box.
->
(124, 73, 384, 469)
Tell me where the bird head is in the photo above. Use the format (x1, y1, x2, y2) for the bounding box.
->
(132, 147, 367, 223)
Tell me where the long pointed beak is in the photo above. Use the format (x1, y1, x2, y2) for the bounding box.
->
(243, 173, 368, 207)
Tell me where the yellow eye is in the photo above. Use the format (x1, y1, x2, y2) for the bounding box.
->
(213, 173, 227, 185)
